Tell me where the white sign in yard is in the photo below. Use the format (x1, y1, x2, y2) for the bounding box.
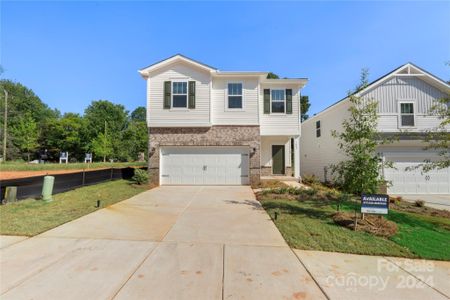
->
(361, 194, 389, 214)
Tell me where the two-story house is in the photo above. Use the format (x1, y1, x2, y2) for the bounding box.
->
(139, 54, 307, 186)
(301, 63, 450, 195)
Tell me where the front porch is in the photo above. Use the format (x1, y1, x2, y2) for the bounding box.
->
(260, 135, 300, 179)
(260, 175, 299, 182)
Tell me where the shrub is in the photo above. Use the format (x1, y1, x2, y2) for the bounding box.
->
(302, 174, 319, 185)
(132, 169, 148, 185)
(304, 188, 318, 197)
(325, 190, 340, 201)
(389, 196, 401, 204)
(415, 200, 425, 207)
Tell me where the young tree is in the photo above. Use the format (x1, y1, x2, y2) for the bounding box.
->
(11, 114, 39, 161)
(330, 70, 390, 194)
(421, 95, 450, 171)
(409, 63, 450, 172)
(300, 95, 311, 122)
(91, 132, 113, 162)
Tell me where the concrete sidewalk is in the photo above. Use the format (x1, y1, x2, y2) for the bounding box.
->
(0, 236, 28, 249)
(1, 186, 448, 299)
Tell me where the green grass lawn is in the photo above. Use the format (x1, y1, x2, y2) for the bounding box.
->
(0, 161, 147, 171)
(260, 194, 450, 260)
(0, 180, 149, 236)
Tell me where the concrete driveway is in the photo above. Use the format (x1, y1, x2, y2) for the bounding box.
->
(392, 194, 450, 211)
(1, 186, 449, 299)
(0, 186, 325, 299)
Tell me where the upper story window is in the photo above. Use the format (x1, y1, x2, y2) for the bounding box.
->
(316, 121, 321, 137)
(400, 102, 415, 127)
(228, 83, 243, 109)
(172, 81, 188, 108)
(271, 89, 285, 113)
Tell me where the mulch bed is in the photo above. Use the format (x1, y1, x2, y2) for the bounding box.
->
(333, 212, 398, 237)
(390, 198, 450, 219)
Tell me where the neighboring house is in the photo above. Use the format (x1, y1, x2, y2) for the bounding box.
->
(301, 63, 450, 195)
(139, 54, 307, 186)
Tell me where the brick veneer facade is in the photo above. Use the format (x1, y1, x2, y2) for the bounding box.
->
(148, 125, 261, 186)
(261, 166, 293, 176)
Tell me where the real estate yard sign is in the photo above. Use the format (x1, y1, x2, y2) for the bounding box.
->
(361, 194, 389, 214)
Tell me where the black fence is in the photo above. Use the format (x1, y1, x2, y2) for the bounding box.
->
(0, 167, 143, 203)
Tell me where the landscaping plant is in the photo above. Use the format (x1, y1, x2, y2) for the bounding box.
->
(132, 168, 149, 185)
(330, 69, 392, 195)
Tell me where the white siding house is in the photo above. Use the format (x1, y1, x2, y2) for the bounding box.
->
(139, 54, 307, 186)
(301, 63, 450, 195)
(146, 61, 212, 127)
(211, 76, 260, 125)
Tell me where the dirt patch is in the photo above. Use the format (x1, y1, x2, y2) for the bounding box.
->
(256, 180, 288, 189)
(333, 212, 397, 237)
(0, 168, 111, 180)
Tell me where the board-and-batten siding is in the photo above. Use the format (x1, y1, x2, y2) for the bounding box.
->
(259, 84, 301, 136)
(361, 76, 448, 132)
(211, 78, 259, 125)
(377, 115, 443, 132)
(300, 74, 449, 181)
(362, 76, 448, 114)
(147, 63, 211, 127)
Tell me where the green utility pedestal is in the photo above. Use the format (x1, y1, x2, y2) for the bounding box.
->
(4, 187, 17, 203)
(42, 176, 55, 202)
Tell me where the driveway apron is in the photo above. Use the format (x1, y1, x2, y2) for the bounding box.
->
(1, 186, 326, 299)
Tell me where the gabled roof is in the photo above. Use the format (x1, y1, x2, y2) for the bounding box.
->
(304, 62, 450, 124)
(262, 78, 308, 85)
(139, 54, 217, 77)
(138, 54, 307, 86)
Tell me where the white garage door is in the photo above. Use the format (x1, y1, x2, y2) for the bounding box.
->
(160, 146, 249, 185)
(384, 153, 450, 194)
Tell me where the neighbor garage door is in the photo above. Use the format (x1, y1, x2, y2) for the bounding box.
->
(160, 146, 249, 185)
(384, 153, 450, 194)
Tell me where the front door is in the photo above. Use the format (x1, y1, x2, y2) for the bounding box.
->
(272, 145, 285, 175)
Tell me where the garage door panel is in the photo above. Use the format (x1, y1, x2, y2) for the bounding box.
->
(160, 147, 249, 185)
(384, 154, 450, 195)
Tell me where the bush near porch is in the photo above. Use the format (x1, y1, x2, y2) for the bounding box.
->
(257, 182, 450, 261)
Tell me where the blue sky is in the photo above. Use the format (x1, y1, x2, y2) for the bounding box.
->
(1, 1, 449, 116)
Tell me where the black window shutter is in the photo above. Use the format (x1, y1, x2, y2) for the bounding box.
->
(188, 81, 196, 109)
(164, 81, 171, 109)
(264, 89, 270, 114)
(286, 89, 292, 114)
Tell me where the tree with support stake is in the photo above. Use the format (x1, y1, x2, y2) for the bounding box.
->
(91, 120, 113, 162)
(331, 69, 392, 228)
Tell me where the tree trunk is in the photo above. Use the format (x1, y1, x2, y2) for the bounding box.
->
(27, 153, 30, 162)
(103, 155, 106, 163)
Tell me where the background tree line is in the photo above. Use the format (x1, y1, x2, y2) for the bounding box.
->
(0, 79, 148, 162)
